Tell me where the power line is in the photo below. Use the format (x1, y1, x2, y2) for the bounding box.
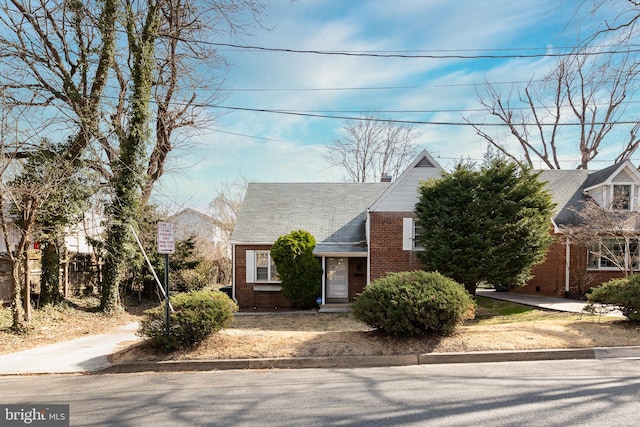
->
(208, 41, 640, 60)
(211, 104, 640, 127)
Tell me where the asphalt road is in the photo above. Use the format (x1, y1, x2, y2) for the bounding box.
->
(1, 359, 640, 426)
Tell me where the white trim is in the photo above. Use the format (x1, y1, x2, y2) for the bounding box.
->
(565, 238, 570, 294)
(369, 150, 444, 212)
(253, 284, 282, 292)
(583, 160, 640, 193)
(321, 257, 326, 305)
(231, 244, 236, 301)
(366, 210, 371, 285)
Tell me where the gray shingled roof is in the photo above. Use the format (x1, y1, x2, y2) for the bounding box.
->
(536, 169, 591, 226)
(231, 182, 389, 245)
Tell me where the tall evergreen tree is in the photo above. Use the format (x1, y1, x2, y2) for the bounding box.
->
(415, 157, 555, 294)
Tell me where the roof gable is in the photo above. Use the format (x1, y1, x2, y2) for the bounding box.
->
(583, 160, 640, 190)
(368, 150, 444, 212)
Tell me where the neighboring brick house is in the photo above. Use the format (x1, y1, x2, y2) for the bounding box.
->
(230, 151, 444, 310)
(523, 160, 640, 297)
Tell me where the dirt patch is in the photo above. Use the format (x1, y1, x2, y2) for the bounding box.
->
(110, 310, 640, 363)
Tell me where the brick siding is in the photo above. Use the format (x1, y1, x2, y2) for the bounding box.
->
(519, 235, 628, 297)
(369, 212, 424, 281)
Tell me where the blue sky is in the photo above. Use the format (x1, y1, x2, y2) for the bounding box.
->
(154, 0, 613, 213)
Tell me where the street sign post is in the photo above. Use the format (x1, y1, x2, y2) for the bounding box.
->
(157, 222, 175, 353)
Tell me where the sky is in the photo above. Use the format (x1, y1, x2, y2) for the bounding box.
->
(153, 0, 617, 213)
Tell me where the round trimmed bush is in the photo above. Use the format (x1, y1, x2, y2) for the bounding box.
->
(139, 290, 238, 351)
(352, 271, 476, 336)
(587, 275, 640, 321)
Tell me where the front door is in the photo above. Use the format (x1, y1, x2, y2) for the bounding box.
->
(326, 257, 348, 300)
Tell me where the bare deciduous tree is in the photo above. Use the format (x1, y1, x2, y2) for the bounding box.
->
(324, 113, 421, 182)
(466, 51, 640, 169)
(208, 177, 247, 284)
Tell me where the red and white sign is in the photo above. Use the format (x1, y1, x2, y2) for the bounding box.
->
(157, 222, 175, 254)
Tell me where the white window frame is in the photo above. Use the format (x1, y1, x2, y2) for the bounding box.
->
(611, 184, 633, 211)
(402, 218, 424, 251)
(587, 238, 640, 271)
(246, 250, 280, 283)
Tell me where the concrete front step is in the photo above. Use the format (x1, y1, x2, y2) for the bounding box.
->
(319, 303, 351, 313)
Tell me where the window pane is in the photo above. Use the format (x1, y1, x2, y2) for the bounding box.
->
(600, 240, 625, 268)
(270, 257, 279, 281)
(256, 252, 268, 267)
(630, 240, 639, 270)
(256, 267, 268, 281)
(588, 246, 599, 268)
(613, 185, 631, 210)
(256, 252, 269, 281)
(414, 223, 424, 250)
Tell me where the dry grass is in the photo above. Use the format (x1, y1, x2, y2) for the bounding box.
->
(3, 296, 640, 363)
(111, 299, 640, 363)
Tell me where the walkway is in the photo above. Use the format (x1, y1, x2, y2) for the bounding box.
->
(0, 322, 140, 375)
(476, 288, 623, 317)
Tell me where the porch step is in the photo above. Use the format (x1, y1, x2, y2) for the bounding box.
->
(319, 303, 351, 313)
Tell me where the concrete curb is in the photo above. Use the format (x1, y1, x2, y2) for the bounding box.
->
(100, 346, 623, 374)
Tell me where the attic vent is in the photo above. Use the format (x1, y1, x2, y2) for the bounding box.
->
(415, 157, 434, 168)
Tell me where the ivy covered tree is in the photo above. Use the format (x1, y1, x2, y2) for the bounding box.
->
(415, 157, 555, 295)
(29, 143, 97, 306)
(270, 230, 322, 308)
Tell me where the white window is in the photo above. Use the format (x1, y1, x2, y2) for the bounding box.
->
(402, 218, 424, 251)
(613, 184, 632, 211)
(588, 238, 639, 271)
(246, 250, 279, 283)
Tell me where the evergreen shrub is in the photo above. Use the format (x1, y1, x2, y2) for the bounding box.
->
(139, 290, 237, 351)
(587, 275, 640, 321)
(352, 271, 476, 336)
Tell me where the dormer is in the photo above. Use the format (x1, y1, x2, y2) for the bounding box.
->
(582, 160, 640, 211)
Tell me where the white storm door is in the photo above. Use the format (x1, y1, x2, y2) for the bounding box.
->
(326, 257, 348, 299)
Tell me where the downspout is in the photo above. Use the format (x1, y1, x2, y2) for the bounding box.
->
(231, 243, 237, 303)
(565, 237, 570, 297)
(366, 210, 371, 285)
(321, 257, 326, 305)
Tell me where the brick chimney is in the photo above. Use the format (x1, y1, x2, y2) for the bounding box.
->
(380, 174, 392, 183)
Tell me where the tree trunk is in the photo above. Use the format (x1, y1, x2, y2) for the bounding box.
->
(11, 260, 26, 331)
(40, 241, 62, 305)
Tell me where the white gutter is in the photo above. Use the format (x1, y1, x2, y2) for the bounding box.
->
(321, 257, 326, 305)
(231, 243, 236, 302)
(565, 237, 570, 295)
(366, 210, 371, 285)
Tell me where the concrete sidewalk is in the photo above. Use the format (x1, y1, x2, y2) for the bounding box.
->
(476, 289, 624, 317)
(0, 322, 140, 375)
(0, 292, 635, 375)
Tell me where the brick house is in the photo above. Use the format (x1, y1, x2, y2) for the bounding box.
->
(231, 151, 640, 309)
(523, 160, 640, 297)
(230, 150, 444, 310)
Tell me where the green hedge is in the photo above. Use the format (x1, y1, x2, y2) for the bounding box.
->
(139, 290, 238, 351)
(587, 275, 640, 321)
(352, 271, 476, 336)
